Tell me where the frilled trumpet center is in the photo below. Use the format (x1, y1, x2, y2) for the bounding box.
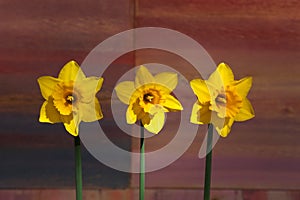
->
(210, 85, 243, 118)
(142, 89, 160, 105)
(52, 81, 80, 115)
(143, 93, 154, 103)
(215, 93, 226, 106)
(130, 87, 162, 125)
(65, 93, 77, 105)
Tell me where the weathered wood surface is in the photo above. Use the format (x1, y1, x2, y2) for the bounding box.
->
(131, 0, 300, 190)
(1, 189, 300, 200)
(0, 0, 300, 193)
(0, 0, 134, 188)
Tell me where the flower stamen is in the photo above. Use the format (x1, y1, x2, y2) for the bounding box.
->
(143, 93, 154, 103)
(66, 94, 76, 105)
(215, 93, 226, 106)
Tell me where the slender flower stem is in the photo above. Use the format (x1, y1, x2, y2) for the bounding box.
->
(139, 122, 145, 200)
(74, 136, 83, 200)
(203, 124, 213, 200)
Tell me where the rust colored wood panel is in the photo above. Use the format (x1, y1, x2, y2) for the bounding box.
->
(132, 0, 300, 190)
(1, 0, 300, 192)
(0, 0, 134, 188)
(1, 189, 300, 200)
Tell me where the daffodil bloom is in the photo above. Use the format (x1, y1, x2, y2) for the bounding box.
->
(37, 60, 104, 136)
(190, 63, 254, 137)
(115, 65, 183, 134)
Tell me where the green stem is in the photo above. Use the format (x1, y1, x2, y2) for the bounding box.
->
(203, 124, 213, 200)
(139, 122, 145, 200)
(74, 136, 83, 200)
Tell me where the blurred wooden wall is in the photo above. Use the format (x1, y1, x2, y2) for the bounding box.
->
(0, 0, 299, 199)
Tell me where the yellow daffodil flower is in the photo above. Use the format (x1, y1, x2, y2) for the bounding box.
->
(190, 62, 254, 137)
(37, 60, 104, 136)
(115, 65, 183, 134)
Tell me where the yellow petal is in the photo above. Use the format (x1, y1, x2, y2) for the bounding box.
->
(234, 76, 252, 99)
(80, 98, 103, 122)
(215, 118, 235, 137)
(43, 97, 73, 123)
(135, 65, 155, 88)
(198, 102, 212, 124)
(235, 98, 255, 121)
(144, 106, 165, 134)
(37, 76, 61, 100)
(190, 79, 211, 103)
(162, 94, 183, 111)
(94, 98, 103, 120)
(115, 81, 135, 104)
(64, 114, 80, 136)
(212, 115, 234, 137)
(60, 114, 73, 124)
(140, 114, 151, 126)
(42, 98, 60, 123)
(190, 102, 202, 124)
(39, 101, 53, 123)
(58, 60, 86, 82)
(208, 63, 234, 88)
(154, 72, 178, 91)
(126, 105, 137, 124)
(77, 77, 101, 104)
(96, 77, 104, 92)
(190, 101, 212, 124)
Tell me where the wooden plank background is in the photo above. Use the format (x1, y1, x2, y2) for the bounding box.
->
(0, 0, 300, 199)
(131, 0, 300, 191)
(0, 0, 134, 189)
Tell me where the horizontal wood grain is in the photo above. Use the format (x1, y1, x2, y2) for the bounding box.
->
(0, 0, 299, 192)
(0, 189, 300, 200)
